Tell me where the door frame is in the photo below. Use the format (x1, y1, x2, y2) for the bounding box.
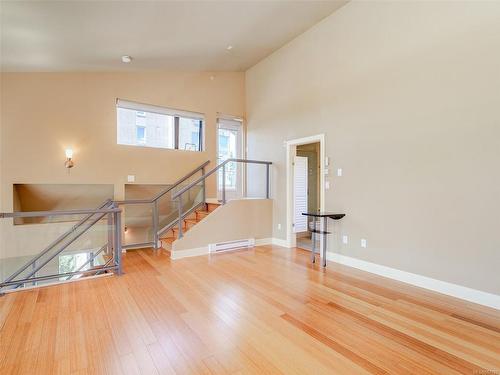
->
(286, 134, 325, 248)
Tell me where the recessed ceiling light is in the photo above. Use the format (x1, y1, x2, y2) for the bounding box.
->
(226, 45, 233, 51)
(121, 55, 132, 63)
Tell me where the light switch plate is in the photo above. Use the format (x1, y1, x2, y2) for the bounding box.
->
(127, 175, 135, 183)
(325, 181, 330, 190)
(361, 238, 367, 248)
(342, 235, 348, 244)
(337, 168, 343, 177)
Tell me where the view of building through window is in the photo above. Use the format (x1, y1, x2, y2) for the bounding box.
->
(117, 107, 175, 148)
(117, 100, 203, 151)
(179, 117, 202, 151)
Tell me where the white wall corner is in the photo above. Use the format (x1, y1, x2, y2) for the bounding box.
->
(326, 252, 500, 310)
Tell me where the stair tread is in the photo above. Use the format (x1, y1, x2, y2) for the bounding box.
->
(162, 205, 217, 242)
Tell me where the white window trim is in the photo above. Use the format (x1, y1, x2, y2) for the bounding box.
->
(117, 99, 203, 121)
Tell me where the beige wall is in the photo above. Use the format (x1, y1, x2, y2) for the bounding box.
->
(0, 72, 245, 205)
(246, 1, 500, 294)
(172, 199, 272, 257)
(0, 71, 245, 258)
(0, 73, 5, 258)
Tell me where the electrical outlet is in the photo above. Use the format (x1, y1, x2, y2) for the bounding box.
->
(361, 238, 367, 248)
(342, 235, 348, 244)
(127, 175, 135, 182)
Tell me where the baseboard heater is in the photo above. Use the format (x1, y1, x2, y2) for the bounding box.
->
(209, 238, 255, 253)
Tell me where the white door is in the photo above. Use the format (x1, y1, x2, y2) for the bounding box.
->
(293, 156, 308, 233)
(217, 118, 243, 201)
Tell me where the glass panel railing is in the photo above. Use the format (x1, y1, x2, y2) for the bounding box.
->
(117, 161, 209, 248)
(156, 190, 177, 231)
(0, 205, 121, 292)
(245, 162, 269, 199)
(218, 160, 244, 201)
(122, 202, 154, 248)
(181, 184, 204, 217)
(170, 167, 204, 198)
(157, 168, 205, 235)
(166, 182, 204, 239)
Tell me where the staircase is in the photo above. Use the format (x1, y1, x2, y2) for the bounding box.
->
(1, 158, 272, 293)
(160, 202, 220, 249)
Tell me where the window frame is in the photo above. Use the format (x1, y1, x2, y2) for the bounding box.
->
(116, 99, 204, 152)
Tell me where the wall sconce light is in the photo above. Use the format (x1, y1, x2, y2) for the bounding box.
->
(65, 148, 74, 169)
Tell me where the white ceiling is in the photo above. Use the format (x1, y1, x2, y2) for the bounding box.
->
(0, 1, 347, 72)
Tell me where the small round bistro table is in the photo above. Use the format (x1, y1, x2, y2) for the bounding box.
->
(301, 212, 346, 267)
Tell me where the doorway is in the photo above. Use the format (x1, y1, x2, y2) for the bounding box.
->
(286, 134, 325, 249)
(295, 142, 321, 251)
(217, 117, 244, 201)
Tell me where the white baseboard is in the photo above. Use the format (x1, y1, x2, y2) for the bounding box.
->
(271, 238, 292, 248)
(256, 237, 292, 247)
(172, 238, 271, 260)
(327, 252, 500, 310)
(170, 246, 209, 260)
(172, 238, 286, 260)
(205, 197, 220, 204)
(255, 238, 273, 246)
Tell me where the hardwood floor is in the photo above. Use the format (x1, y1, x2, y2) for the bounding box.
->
(1, 245, 499, 374)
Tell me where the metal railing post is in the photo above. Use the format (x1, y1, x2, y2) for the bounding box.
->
(152, 200, 159, 249)
(114, 209, 122, 275)
(222, 163, 226, 204)
(266, 163, 270, 199)
(177, 196, 183, 238)
(32, 261, 37, 286)
(202, 167, 206, 205)
(107, 212, 114, 256)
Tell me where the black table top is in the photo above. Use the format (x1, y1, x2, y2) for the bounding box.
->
(301, 212, 346, 220)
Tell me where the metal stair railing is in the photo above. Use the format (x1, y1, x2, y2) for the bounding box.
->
(0, 203, 123, 292)
(0, 199, 112, 284)
(115, 160, 210, 250)
(171, 158, 272, 239)
(66, 243, 108, 280)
